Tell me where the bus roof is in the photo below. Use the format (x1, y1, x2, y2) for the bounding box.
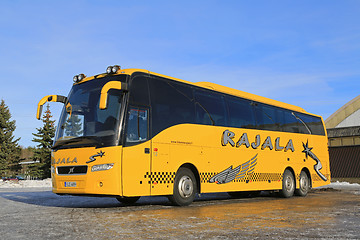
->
(81, 68, 306, 113)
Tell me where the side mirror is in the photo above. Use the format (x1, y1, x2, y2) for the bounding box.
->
(36, 95, 67, 120)
(99, 81, 128, 110)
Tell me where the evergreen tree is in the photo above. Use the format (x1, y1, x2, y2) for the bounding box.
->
(64, 114, 83, 137)
(31, 104, 56, 178)
(0, 99, 21, 177)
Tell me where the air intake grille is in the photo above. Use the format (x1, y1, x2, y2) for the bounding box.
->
(57, 165, 88, 175)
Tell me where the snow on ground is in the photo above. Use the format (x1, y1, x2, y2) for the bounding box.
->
(0, 178, 52, 188)
(1, 178, 360, 190)
(316, 181, 360, 190)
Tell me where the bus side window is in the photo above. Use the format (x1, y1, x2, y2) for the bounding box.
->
(295, 113, 325, 136)
(254, 103, 282, 131)
(225, 96, 256, 129)
(283, 110, 301, 133)
(126, 107, 148, 144)
(149, 77, 195, 137)
(129, 76, 150, 106)
(195, 90, 227, 126)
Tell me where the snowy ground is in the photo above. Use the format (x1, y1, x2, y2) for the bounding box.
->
(316, 181, 360, 191)
(0, 178, 52, 188)
(1, 178, 360, 190)
(0, 180, 359, 239)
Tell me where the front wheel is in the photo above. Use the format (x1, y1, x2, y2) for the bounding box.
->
(168, 168, 197, 206)
(295, 171, 310, 197)
(279, 169, 295, 198)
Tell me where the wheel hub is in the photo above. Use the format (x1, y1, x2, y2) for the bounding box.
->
(300, 176, 308, 191)
(178, 176, 193, 198)
(285, 176, 294, 192)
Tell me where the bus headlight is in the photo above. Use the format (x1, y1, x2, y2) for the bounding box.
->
(106, 65, 121, 74)
(91, 163, 114, 172)
(106, 66, 112, 74)
(73, 73, 86, 83)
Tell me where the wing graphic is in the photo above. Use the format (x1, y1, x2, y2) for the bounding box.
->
(209, 154, 258, 184)
(209, 165, 241, 184)
(236, 154, 257, 179)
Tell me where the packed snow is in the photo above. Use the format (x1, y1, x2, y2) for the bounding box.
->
(0, 178, 52, 188)
(1, 178, 360, 190)
(315, 181, 360, 190)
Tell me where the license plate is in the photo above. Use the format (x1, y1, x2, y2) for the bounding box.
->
(64, 181, 77, 187)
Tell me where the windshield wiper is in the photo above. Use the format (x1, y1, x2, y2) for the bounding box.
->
(52, 136, 103, 150)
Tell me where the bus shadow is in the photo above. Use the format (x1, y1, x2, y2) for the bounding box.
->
(0, 190, 276, 208)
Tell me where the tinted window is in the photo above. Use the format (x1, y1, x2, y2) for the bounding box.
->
(150, 78, 195, 137)
(254, 103, 282, 131)
(146, 75, 325, 136)
(126, 107, 148, 144)
(195, 90, 227, 126)
(252, 102, 325, 136)
(129, 76, 150, 106)
(226, 96, 255, 129)
(55, 75, 126, 149)
(294, 113, 325, 135)
(282, 110, 308, 134)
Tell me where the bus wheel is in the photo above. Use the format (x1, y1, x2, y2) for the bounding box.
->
(279, 169, 295, 198)
(169, 167, 197, 206)
(295, 171, 309, 197)
(116, 196, 140, 205)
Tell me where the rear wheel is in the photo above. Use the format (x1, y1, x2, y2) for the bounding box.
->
(279, 169, 295, 198)
(116, 196, 140, 205)
(168, 167, 197, 206)
(295, 171, 310, 197)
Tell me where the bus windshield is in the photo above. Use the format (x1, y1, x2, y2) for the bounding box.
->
(54, 75, 127, 150)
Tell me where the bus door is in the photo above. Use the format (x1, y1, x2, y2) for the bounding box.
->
(121, 106, 151, 197)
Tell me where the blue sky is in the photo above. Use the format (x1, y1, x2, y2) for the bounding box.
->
(1, 0, 360, 147)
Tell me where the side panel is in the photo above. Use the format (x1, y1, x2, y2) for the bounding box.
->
(147, 124, 330, 196)
(309, 134, 331, 187)
(121, 141, 152, 196)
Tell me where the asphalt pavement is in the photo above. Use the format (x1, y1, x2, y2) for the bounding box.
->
(0, 186, 359, 239)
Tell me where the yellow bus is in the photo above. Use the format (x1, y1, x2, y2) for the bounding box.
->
(37, 65, 330, 206)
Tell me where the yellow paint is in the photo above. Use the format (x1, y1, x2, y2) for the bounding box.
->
(99, 81, 124, 109)
(36, 95, 58, 119)
(52, 146, 122, 195)
(121, 141, 152, 196)
(47, 67, 330, 198)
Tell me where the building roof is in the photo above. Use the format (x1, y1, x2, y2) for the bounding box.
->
(325, 95, 360, 128)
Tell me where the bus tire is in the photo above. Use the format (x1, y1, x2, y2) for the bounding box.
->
(169, 167, 197, 206)
(295, 171, 310, 197)
(116, 196, 140, 205)
(279, 169, 295, 198)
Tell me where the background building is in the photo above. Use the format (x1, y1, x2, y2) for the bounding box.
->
(325, 95, 360, 178)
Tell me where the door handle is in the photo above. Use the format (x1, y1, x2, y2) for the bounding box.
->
(144, 148, 150, 154)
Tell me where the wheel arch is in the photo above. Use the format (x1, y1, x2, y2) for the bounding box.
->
(178, 163, 201, 194)
(300, 167, 312, 189)
(284, 166, 296, 189)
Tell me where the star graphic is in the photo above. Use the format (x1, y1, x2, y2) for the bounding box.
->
(98, 150, 105, 157)
(302, 140, 313, 159)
